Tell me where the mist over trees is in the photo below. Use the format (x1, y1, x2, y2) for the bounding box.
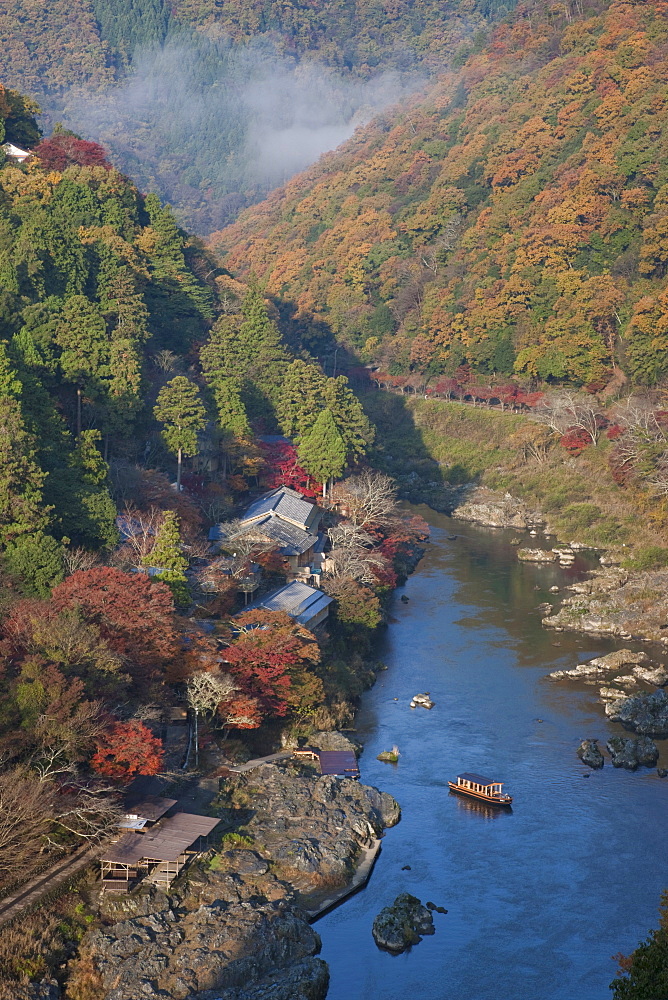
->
(0, 0, 518, 232)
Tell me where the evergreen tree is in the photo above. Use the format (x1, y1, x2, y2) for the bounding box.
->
(3, 531, 65, 597)
(100, 337, 143, 441)
(144, 510, 190, 606)
(297, 408, 346, 496)
(55, 295, 109, 435)
(0, 341, 22, 398)
(276, 359, 327, 439)
(63, 430, 118, 549)
(0, 395, 49, 542)
(323, 375, 374, 462)
(238, 286, 290, 420)
(154, 376, 207, 489)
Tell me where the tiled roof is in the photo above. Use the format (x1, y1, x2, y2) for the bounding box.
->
(242, 487, 320, 531)
(210, 515, 318, 556)
(244, 581, 333, 626)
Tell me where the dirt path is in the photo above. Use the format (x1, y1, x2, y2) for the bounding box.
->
(223, 751, 293, 773)
(0, 844, 100, 928)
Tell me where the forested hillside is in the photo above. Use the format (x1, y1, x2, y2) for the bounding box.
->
(212, 0, 668, 388)
(0, 86, 219, 594)
(0, 0, 516, 231)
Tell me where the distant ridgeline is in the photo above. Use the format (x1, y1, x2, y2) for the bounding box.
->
(210, 0, 668, 389)
(0, 0, 518, 232)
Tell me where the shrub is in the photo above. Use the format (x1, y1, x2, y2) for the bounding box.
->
(622, 546, 668, 571)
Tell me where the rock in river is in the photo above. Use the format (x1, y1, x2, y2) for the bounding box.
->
(608, 689, 668, 736)
(577, 740, 604, 769)
(606, 736, 659, 770)
(372, 893, 435, 953)
(517, 548, 557, 563)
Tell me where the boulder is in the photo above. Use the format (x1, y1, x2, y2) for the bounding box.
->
(606, 736, 659, 770)
(609, 689, 668, 736)
(633, 664, 668, 686)
(451, 487, 544, 529)
(410, 692, 434, 709)
(517, 548, 557, 562)
(577, 740, 604, 769)
(586, 650, 649, 672)
(372, 893, 435, 953)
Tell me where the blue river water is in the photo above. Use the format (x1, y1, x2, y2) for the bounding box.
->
(318, 506, 667, 1000)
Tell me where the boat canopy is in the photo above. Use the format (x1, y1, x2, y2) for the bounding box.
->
(456, 773, 503, 787)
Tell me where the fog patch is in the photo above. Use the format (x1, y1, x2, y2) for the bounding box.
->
(53, 36, 426, 230)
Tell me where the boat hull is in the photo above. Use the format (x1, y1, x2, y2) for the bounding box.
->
(448, 782, 513, 807)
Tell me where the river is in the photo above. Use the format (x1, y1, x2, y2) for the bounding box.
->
(318, 506, 667, 1000)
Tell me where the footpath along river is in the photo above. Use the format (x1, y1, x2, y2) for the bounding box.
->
(318, 505, 667, 1000)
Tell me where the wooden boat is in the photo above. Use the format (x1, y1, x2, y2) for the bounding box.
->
(448, 772, 512, 807)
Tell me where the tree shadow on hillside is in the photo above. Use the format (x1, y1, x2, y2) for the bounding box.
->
(360, 390, 476, 511)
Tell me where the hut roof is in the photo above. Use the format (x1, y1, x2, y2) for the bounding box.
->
(101, 813, 220, 865)
(243, 580, 333, 626)
(317, 750, 360, 778)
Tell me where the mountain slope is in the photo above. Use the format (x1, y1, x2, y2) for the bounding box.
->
(0, 0, 516, 232)
(210, 0, 668, 387)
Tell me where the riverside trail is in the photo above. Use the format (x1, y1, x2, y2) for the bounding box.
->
(318, 506, 667, 1000)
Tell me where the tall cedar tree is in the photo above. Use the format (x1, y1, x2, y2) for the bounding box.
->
(297, 408, 346, 496)
(154, 376, 207, 489)
(144, 510, 190, 607)
(0, 394, 49, 542)
(54, 295, 108, 437)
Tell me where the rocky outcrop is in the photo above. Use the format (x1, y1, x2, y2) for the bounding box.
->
(606, 736, 659, 770)
(76, 882, 324, 1000)
(577, 740, 604, 768)
(606, 689, 668, 736)
(68, 760, 400, 1000)
(517, 548, 557, 562)
(372, 893, 435, 952)
(543, 569, 668, 643)
(226, 764, 400, 881)
(451, 487, 544, 530)
(549, 650, 650, 681)
(210, 959, 329, 1000)
(10, 982, 61, 1000)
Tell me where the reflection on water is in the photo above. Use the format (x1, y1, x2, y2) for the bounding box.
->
(448, 791, 513, 820)
(318, 506, 668, 1000)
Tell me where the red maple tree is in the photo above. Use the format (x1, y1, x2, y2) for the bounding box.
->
(51, 568, 178, 679)
(260, 442, 321, 498)
(91, 720, 163, 782)
(34, 134, 112, 171)
(221, 609, 320, 717)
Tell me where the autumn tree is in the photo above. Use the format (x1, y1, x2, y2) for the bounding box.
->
(330, 470, 399, 528)
(34, 133, 112, 171)
(222, 609, 320, 718)
(91, 720, 164, 782)
(186, 669, 237, 766)
(51, 567, 177, 682)
(154, 376, 207, 489)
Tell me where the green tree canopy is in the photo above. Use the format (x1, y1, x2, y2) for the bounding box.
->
(154, 375, 207, 488)
(144, 509, 190, 606)
(297, 407, 346, 495)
